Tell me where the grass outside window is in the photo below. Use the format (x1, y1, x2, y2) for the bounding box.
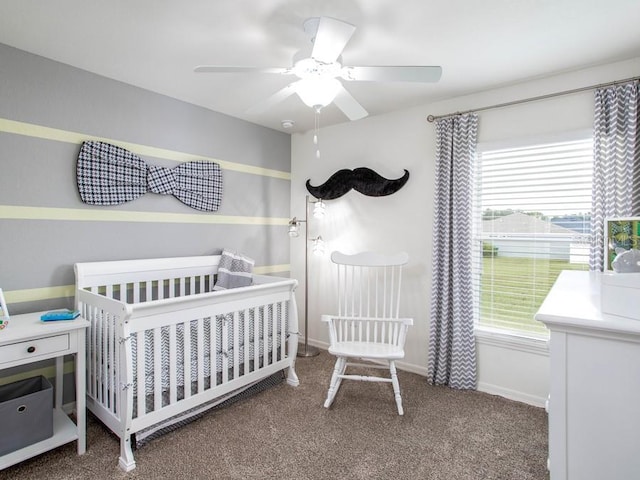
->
(478, 256, 589, 335)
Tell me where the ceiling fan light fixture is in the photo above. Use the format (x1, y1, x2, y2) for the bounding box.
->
(295, 77, 341, 108)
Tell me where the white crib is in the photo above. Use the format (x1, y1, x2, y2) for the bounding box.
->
(74, 255, 299, 471)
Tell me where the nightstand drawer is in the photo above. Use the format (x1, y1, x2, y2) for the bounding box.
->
(0, 334, 70, 364)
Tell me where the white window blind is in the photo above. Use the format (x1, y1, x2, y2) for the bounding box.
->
(473, 137, 593, 336)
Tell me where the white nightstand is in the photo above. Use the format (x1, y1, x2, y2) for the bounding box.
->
(0, 311, 89, 470)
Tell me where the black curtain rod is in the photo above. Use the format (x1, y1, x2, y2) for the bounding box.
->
(426, 75, 640, 122)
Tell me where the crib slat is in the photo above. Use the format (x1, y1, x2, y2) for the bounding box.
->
(211, 317, 218, 387)
(100, 314, 108, 406)
(90, 309, 97, 399)
(109, 315, 116, 411)
(184, 321, 192, 399)
(169, 324, 177, 405)
(133, 281, 140, 304)
(179, 277, 186, 297)
(197, 318, 205, 393)
(114, 316, 122, 415)
(243, 309, 250, 377)
(221, 317, 229, 384)
(278, 303, 284, 362)
(205, 317, 211, 387)
(263, 304, 269, 367)
(253, 307, 260, 373)
(105, 314, 110, 408)
(87, 309, 94, 398)
(282, 302, 287, 361)
(271, 305, 277, 364)
(233, 311, 240, 380)
(136, 332, 146, 417)
(153, 328, 162, 411)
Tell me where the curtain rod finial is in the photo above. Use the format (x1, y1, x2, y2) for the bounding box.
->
(427, 115, 436, 123)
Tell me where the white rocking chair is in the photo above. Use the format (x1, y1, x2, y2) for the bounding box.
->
(322, 251, 413, 415)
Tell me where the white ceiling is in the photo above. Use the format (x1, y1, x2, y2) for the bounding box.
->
(1, 0, 639, 133)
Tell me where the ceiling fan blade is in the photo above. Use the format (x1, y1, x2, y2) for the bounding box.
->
(342, 65, 443, 83)
(311, 17, 356, 64)
(333, 83, 368, 121)
(246, 82, 299, 114)
(194, 65, 291, 74)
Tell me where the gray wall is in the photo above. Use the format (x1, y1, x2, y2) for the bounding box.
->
(0, 43, 291, 316)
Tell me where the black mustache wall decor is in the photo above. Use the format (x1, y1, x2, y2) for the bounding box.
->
(305, 167, 410, 200)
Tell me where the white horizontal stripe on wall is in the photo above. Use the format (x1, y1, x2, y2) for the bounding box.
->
(0, 117, 291, 180)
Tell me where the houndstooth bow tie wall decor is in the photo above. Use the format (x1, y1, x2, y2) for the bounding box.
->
(76, 141, 223, 212)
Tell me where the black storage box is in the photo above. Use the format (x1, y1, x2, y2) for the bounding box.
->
(0, 376, 53, 456)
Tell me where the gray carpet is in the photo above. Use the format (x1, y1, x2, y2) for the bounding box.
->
(0, 350, 549, 480)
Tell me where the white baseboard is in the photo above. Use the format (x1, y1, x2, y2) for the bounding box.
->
(63, 401, 76, 415)
(477, 381, 547, 408)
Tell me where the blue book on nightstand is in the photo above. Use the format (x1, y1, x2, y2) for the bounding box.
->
(40, 309, 81, 321)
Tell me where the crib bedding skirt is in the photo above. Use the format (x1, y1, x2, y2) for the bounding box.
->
(134, 371, 286, 447)
(75, 256, 299, 471)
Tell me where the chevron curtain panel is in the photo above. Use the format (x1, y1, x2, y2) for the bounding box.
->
(428, 114, 478, 390)
(590, 81, 640, 271)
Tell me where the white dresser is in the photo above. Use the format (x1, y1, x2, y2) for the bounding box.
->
(535, 270, 640, 480)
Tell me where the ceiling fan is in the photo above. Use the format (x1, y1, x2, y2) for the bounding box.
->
(194, 16, 442, 121)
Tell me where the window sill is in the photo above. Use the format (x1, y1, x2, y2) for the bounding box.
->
(474, 326, 549, 356)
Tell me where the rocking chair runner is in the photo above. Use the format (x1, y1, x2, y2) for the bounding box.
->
(322, 251, 413, 415)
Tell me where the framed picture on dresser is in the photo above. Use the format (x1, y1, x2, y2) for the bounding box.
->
(605, 217, 640, 271)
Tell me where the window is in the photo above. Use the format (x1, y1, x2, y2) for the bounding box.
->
(473, 135, 593, 337)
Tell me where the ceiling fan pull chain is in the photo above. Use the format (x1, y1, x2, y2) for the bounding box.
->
(314, 106, 321, 159)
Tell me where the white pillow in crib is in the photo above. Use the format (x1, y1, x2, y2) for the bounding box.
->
(212, 249, 255, 291)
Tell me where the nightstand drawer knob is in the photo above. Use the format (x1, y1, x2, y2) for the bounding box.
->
(27, 346, 36, 353)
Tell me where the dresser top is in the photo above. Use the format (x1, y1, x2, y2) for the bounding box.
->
(535, 270, 640, 336)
